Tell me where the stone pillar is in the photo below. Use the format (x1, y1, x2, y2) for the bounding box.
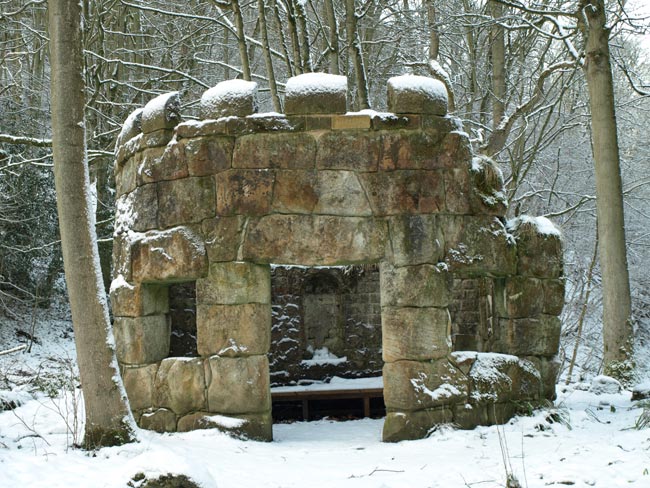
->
(194, 261, 273, 441)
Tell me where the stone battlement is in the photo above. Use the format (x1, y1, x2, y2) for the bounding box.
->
(111, 74, 564, 442)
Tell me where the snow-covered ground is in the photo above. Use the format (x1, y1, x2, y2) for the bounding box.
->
(2, 305, 650, 488)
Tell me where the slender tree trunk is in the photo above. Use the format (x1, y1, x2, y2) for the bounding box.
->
(48, 0, 136, 448)
(580, 0, 634, 382)
(232, 0, 251, 80)
(258, 0, 281, 111)
(285, 0, 303, 74)
(324, 0, 340, 74)
(490, 0, 506, 130)
(345, 0, 369, 110)
(294, 0, 313, 72)
(427, 0, 439, 61)
(272, 0, 295, 76)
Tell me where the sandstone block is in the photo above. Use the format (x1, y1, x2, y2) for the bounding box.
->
(110, 280, 168, 317)
(508, 216, 563, 278)
(380, 263, 449, 308)
(111, 234, 132, 281)
(154, 357, 206, 415)
(177, 411, 272, 441)
(122, 363, 158, 410)
(443, 167, 472, 215)
(359, 170, 445, 215)
(523, 355, 560, 400)
(216, 169, 274, 216)
(207, 355, 271, 414)
(115, 108, 143, 149)
(388, 215, 445, 266)
(141, 92, 181, 134)
(157, 176, 216, 228)
(382, 308, 451, 362)
(131, 226, 208, 283)
(453, 403, 489, 429)
(435, 131, 472, 167)
(469, 155, 508, 215)
(182, 136, 233, 176)
(197, 303, 271, 357)
(233, 133, 317, 169)
(130, 184, 159, 232)
(114, 315, 170, 365)
(197, 262, 270, 305)
(200, 80, 258, 119)
(116, 133, 143, 169)
(284, 73, 347, 115)
(116, 156, 138, 197)
(201, 216, 244, 263)
(176, 119, 228, 139)
(494, 276, 544, 319)
(382, 408, 453, 442)
(378, 131, 443, 171)
(370, 113, 420, 131)
(242, 215, 387, 265)
(139, 408, 177, 433)
(313, 171, 372, 216)
(441, 215, 516, 276)
(137, 138, 188, 182)
(387, 75, 448, 115)
(332, 114, 371, 130)
(542, 278, 565, 315)
(316, 131, 381, 171)
(467, 353, 519, 404)
(142, 129, 174, 148)
(272, 170, 319, 214)
(494, 315, 561, 357)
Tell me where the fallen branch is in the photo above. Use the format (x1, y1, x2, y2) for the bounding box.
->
(0, 345, 27, 357)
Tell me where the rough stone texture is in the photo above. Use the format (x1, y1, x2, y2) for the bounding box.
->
(387, 75, 448, 115)
(284, 73, 347, 115)
(442, 215, 516, 276)
(196, 303, 271, 357)
(114, 315, 170, 365)
(158, 176, 216, 228)
(139, 408, 177, 433)
(131, 226, 208, 283)
(380, 263, 449, 308)
(233, 133, 316, 169)
(201, 216, 244, 263)
(177, 411, 272, 441)
(388, 215, 445, 266)
(121, 363, 159, 411)
(494, 315, 562, 357)
(243, 215, 387, 265)
(115, 108, 143, 150)
(383, 359, 466, 410)
(382, 408, 453, 442)
(197, 262, 270, 305)
(207, 355, 271, 414)
(141, 92, 181, 134)
(110, 281, 168, 317)
(382, 307, 451, 362)
(154, 357, 206, 415)
(113, 79, 564, 441)
(216, 169, 274, 216)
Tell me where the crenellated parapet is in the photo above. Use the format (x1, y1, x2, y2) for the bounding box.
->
(111, 73, 564, 442)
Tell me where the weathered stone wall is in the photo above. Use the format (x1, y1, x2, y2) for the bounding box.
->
(111, 74, 564, 442)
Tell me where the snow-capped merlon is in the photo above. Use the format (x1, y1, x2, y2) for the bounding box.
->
(507, 215, 562, 239)
(200, 79, 258, 120)
(284, 72, 347, 115)
(115, 107, 143, 151)
(141, 91, 181, 134)
(387, 75, 448, 116)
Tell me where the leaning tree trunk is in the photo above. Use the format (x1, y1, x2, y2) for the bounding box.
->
(490, 0, 506, 130)
(48, 0, 136, 448)
(581, 0, 634, 383)
(345, 0, 370, 110)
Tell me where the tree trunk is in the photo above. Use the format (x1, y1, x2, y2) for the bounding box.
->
(581, 0, 634, 383)
(232, 0, 251, 80)
(345, 0, 369, 110)
(48, 0, 136, 448)
(258, 0, 282, 111)
(324, 0, 340, 74)
(490, 0, 506, 130)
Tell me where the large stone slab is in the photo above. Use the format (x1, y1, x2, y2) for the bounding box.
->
(197, 262, 270, 305)
(197, 303, 271, 357)
(154, 357, 206, 415)
(242, 215, 387, 265)
(177, 411, 272, 441)
(139, 408, 177, 433)
(233, 133, 317, 169)
(382, 408, 453, 442)
(441, 215, 516, 276)
(138, 142, 188, 183)
(494, 315, 561, 357)
(378, 131, 444, 171)
(508, 216, 563, 278)
(388, 215, 445, 266)
(387, 75, 448, 115)
(380, 263, 450, 308)
(216, 169, 274, 216)
(383, 359, 466, 411)
(382, 308, 451, 362)
(201, 216, 244, 263)
(316, 131, 381, 172)
(207, 356, 271, 414)
(131, 226, 208, 283)
(141, 92, 181, 134)
(284, 73, 347, 115)
(494, 276, 544, 319)
(182, 136, 233, 176)
(359, 170, 445, 215)
(110, 279, 168, 317)
(114, 315, 170, 365)
(157, 176, 216, 228)
(122, 363, 158, 411)
(116, 185, 158, 232)
(200, 80, 258, 119)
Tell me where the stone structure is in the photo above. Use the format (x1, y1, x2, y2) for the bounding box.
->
(111, 74, 564, 442)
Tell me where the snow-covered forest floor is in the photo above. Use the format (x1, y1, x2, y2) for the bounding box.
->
(2, 305, 650, 488)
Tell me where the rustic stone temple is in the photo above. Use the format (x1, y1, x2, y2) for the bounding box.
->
(110, 73, 564, 442)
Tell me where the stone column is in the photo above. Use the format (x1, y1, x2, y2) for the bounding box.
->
(194, 261, 273, 440)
